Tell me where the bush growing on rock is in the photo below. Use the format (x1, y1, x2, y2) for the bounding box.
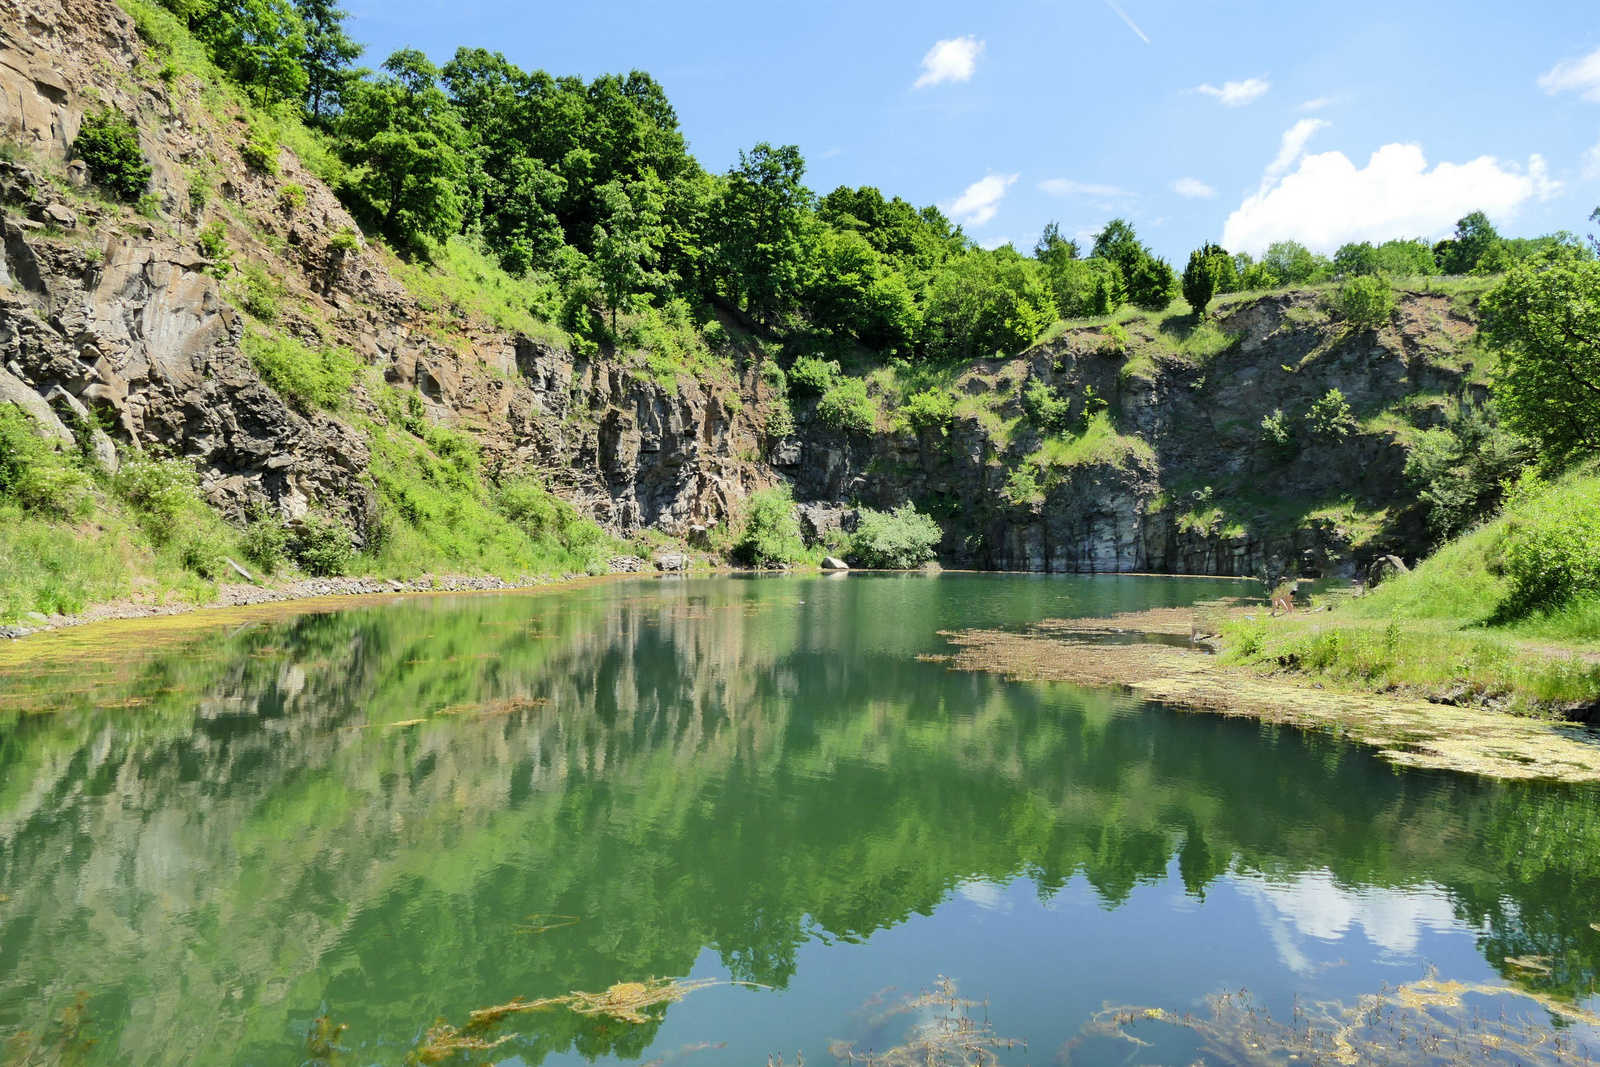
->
(735, 486, 804, 567)
(1022, 379, 1072, 433)
(1337, 276, 1395, 330)
(787, 356, 841, 397)
(896, 387, 957, 434)
(848, 504, 942, 569)
(294, 515, 355, 576)
(0, 405, 93, 517)
(816, 378, 876, 432)
(73, 109, 152, 202)
(1304, 389, 1356, 439)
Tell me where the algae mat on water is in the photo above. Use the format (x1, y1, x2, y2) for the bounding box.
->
(938, 611, 1600, 784)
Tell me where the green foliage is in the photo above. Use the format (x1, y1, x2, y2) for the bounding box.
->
(338, 50, 468, 252)
(174, 0, 310, 105)
(1498, 478, 1600, 619)
(244, 332, 361, 412)
(1434, 211, 1501, 275)
(787, 356, 841, 397)
(923, 246, 1054, 361)
(297, 0, 364, 120)
(1100, 322, 1129, 355)
(804, 228, 919, 352)
(848, 503, 941, 568)
(0, 405, 94, 517)
(712, 142, 813, 324)
(112, 456, 236, 581)
(1403, 398, 1532, 540)
(1181, 243, 1234, 317)
(1337, 275, 1395, 330)
(1044, 257, 1125, 319)
(816, 378, 876, 432)
(1261, 240, 1331, 286)
(197, 220, 232, 277)
(896, 387, 957, 434)
(240, 504, 291, 573)
(734, 485, 804, 567)
(278, 182, 307, 212)
(72, 109, 152, 201)
(1481, 245, 1600, 467)
(1333, 238, 1439, 279)
(1126, 254, 1177, 311)
(592, 174, 666, 331)
(293, 514, 353, 575)
(1259, 408, 1297, 460)
(1022, 379, 1072, 433)
(230, 262, 281, 322)
(240, 121, 280, 173)
(1002, 464, 1042, 506)
(1031, 221, 1079, 269)
(1304, 388, 1356, 438)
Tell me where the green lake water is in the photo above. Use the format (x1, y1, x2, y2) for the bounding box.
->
(2, 573, 1599, 1066)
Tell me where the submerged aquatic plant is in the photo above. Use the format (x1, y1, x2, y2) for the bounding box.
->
(1069, 971, 1600, 1067)
(829, 977, 1023, 1067)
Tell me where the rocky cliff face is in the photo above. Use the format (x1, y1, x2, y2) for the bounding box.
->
(783, 289, 1481, 579)
(0, 0, 1481, 578)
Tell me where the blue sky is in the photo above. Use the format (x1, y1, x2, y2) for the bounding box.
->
(345, 1, 1600, 261)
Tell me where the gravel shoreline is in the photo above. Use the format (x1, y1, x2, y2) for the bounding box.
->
(0, 571, 597, 640)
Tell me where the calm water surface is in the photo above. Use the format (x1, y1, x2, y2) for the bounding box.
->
(1, 573, 1598, 1066)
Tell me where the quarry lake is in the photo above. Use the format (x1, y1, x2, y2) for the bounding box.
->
(2, 573, 1598, 1066)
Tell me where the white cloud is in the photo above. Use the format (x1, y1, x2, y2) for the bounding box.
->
(1539, 45, 1600, 102)
(1298, 93, 1349, 111)
(914, 36, 984, 89)
(1196, 77, 1269, 106)
(1170, 177, 1216, 199)
(942, 172, 1017, 227)
(1038, 178, 1133, 198)
(1223, 124, 1562, 254)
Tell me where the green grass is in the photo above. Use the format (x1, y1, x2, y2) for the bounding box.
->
(360, 411, 615, 579)
(383, 237, 569, 346)
(1030, 412, 1154, 473)
(1221, 472, 1600, 713)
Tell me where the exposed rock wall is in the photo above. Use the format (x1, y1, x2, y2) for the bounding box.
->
(0, 0, 1481, 578)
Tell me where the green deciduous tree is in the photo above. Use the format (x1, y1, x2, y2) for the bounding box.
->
(712, 143, 813, 324)
(1481, 244, 1600, 465)
(592, 173, 666, 331)
(1127, 254, 1177, 311)
(188, 0, 310, 105)
(294, 0, 363, 120)
(804, 228, 919, 352)
(339, 50, 469, 251)
(1435, 211, 1501, 275)
(1337, 275, 1395, 331)
(922, 247, 1055, 361)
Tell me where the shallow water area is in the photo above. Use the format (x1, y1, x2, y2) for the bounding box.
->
(1, 573, 1598, 1066)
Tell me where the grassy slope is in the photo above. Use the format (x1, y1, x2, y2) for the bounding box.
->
(1220, 472, 1600, 714)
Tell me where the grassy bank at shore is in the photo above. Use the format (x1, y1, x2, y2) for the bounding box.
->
(1219, 472, 1600, 716)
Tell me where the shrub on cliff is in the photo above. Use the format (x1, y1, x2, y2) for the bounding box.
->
(816, 378, 877, 433)
(896, 387, 957, 434)
(735, 486, 804, 567)
(0, 405, 93, 517)
(788, 356, 841, 397)
(73, 110, 152, 202)
(1336, 276, 1395, 330)
(848, 504, 942, 569)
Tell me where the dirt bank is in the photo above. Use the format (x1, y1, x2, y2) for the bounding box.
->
(935, 607, 1600, 784)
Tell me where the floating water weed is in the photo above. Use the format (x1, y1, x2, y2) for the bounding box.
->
(304, 1015, 348, 1065)
(413, 976, 729, 1064)
(511, 913, 580, 934)
(1071, 973, 1600, 1066)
